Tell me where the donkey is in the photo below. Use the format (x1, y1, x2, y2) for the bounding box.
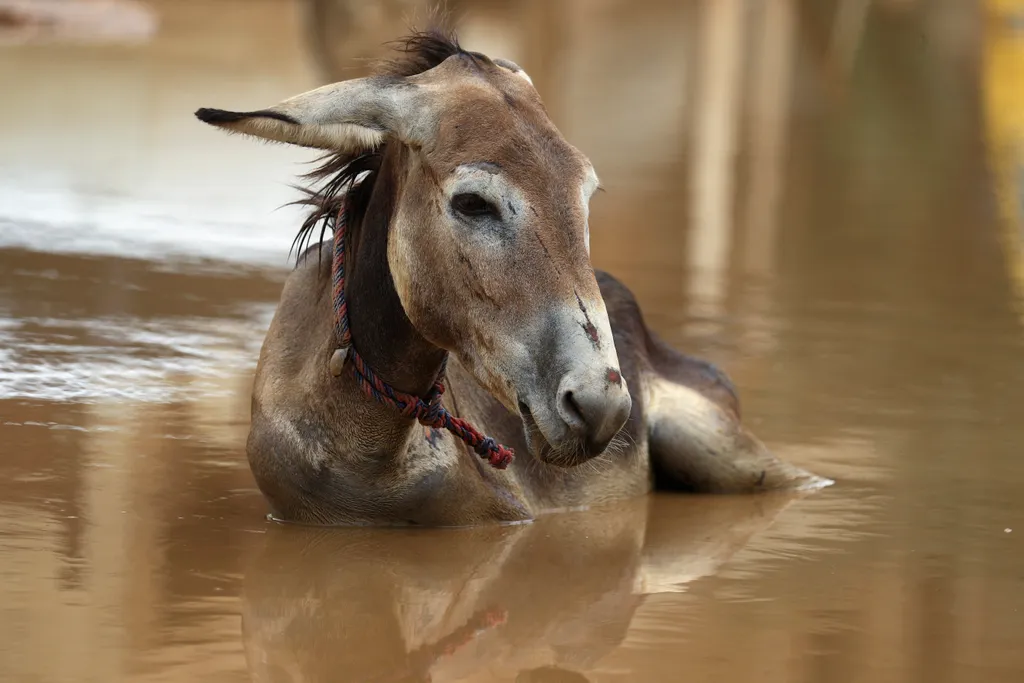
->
(196, 31, 825, 526)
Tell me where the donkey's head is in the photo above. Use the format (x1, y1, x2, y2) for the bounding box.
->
(197, 33, 630, 465)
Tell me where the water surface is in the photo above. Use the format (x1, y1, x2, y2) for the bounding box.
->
(2, 1, 1024, 681)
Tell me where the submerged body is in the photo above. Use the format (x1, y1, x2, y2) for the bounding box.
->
(199, 31, 823, 526)
(246, 239, 820, 525)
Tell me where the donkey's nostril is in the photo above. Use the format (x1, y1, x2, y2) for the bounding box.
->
(555, 377, 632, 456)
(559, 391, 586, 431)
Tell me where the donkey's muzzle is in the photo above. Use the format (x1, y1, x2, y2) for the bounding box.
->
(555, 368, 631, 458)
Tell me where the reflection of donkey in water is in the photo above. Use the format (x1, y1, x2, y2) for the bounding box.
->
(196, 30, 826, 526)
(242, 495, 798, 682)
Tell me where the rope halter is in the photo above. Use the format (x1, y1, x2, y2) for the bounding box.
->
(328, 197, 514, 469)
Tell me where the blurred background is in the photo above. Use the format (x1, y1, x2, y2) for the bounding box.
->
(1, 1, 1023, 682)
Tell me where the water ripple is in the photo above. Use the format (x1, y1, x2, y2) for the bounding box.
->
(0, 310, 274, 403)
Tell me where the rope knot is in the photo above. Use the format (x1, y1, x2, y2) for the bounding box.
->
(417, 394, 447, 429)
(474, 437, 514, 470)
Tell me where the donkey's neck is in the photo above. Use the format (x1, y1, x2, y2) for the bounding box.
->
(342, 146, 447, 397)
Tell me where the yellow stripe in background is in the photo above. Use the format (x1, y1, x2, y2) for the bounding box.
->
(982, 0, 1024, 321)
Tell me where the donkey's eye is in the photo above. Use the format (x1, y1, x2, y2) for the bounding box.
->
(451, 193, 499, 219)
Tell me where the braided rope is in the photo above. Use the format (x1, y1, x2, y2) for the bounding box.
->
(330, 199, 514, 470)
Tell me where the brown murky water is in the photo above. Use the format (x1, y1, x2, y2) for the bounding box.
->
(2, 1, 1024, 681)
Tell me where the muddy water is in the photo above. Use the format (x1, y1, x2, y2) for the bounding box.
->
(2, 1, 1024, 681)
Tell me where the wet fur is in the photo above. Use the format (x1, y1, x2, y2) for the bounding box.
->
(240, 30, 821, 526)
(248, 238, 816, 524)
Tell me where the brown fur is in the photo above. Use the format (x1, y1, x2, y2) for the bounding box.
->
(198, 30, 824, 526)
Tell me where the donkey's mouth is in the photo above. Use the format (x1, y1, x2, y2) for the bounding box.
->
(517, 399, 593, 467)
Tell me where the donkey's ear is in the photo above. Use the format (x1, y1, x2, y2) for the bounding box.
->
(194, 77, 420, 152)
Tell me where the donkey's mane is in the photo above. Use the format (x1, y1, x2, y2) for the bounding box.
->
(290, 28, 491, 263)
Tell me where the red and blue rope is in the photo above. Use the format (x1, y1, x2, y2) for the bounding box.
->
(330, 199, 514, 470)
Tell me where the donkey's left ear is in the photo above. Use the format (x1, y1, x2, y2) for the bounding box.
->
(195, 76, 423, 152)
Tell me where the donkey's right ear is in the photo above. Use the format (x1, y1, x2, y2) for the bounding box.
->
(195, 77, 422, 152)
